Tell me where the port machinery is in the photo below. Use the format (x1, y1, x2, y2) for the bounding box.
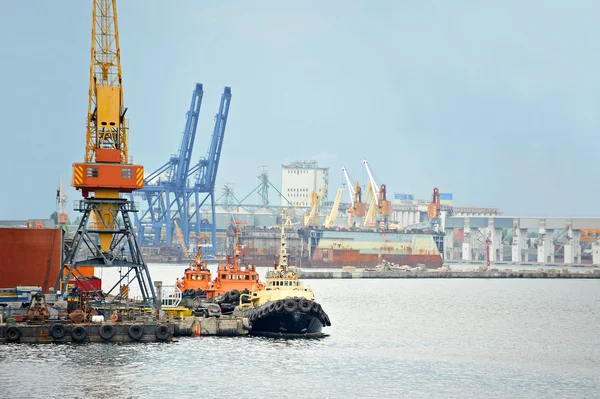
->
(133, 84, 231, 254)
(55, 0, 156, 305)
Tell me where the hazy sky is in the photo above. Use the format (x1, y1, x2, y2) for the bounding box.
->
(0, 1, 598, 219)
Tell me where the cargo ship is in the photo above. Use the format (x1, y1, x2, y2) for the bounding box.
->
(297, 228, 445, 269)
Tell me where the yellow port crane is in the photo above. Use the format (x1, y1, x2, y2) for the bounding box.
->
(56, 0, 155, 304)
(325, 188, 344, 228)
(72, 0, 144, 252)
(304, 184, 327, 227)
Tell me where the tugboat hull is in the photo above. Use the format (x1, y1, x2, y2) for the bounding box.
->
(245, 298, 331, 338)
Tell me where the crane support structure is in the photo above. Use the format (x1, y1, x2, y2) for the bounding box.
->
(56, 0, 155, 305)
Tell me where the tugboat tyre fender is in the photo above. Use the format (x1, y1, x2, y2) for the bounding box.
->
(275, 300, 284, 312)
(311, 302, 321, 314)
(268, 302, 277, 313)
(99, 324, 116, 340)
(260, 307, 269, 317)
(50, 323, 67, 339)
(5, 326, 21, 342)
(188, 289, 196, 298)
(230, 289, 240, 297)
(284, 299, 298, 312)
(155, 324, 170, 341)
(128, 325, 144, 341)
(71, 326, 88, 342)
(299, 299, 311, 313)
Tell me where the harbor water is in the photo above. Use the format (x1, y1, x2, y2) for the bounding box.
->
(1, 265, 599, 398)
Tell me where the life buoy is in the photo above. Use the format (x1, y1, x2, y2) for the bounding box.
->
(154, 324, 170, 341)
(110, 313, 119, 322)
(128, 325, 144, 341)
(99, 324, 116, 340)
(50, 323, 67, 339)
(71, 326, 88, 342)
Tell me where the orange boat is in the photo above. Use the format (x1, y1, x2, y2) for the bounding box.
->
(175, 241, 212, 297)
(176, 223, 264, 300)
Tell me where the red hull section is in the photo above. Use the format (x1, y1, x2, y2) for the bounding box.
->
(0, 228, 63, 291)
(312, 248, 442, 268)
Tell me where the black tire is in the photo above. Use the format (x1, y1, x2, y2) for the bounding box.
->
(71, 326, 87, 342)
(5, 326, 21, 343)
(323, 313, 331, 326)
(275, 300, 284, 312)
(154, 324, 170, 341)
(268, 302, 277, 313)
(299, 299, 311, 313)
(99, 324, 116, 340)
(311, 301, 321, 313)
(259, 307, 269, 317)
(128, 325, 144, 341)
(230, 289, 240, 299)
(183, 289, 190, 296)
(50, 323, 67, 339)
(188, 289, 197, 298)
(284, 299, 298, 312)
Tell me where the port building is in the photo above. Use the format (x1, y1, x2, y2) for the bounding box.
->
(281, 161, 329, 206)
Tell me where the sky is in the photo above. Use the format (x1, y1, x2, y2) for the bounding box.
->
(0, 0, 598, 219)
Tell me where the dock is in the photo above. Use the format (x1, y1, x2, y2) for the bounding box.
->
(299, 268, 600, 279)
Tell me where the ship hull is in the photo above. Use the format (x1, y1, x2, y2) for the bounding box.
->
(302, 228, 444, 269)
(244, 299, 330, 338)
(251, 311, 324, 337)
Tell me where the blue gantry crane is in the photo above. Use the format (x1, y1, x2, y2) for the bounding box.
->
(186, 86, 232, 252)
(133, 84, 232, 253)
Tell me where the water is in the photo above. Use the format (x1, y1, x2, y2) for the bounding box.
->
(1, 268, 599, 398)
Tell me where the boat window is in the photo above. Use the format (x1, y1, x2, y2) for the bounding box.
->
(191, 275, 195, 280)
(201, 275, 205, 280)
(245, 275, 249, 280)
(221, 274, 227, 280)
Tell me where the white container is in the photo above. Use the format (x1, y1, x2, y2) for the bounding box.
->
(91, 315, 105, 323)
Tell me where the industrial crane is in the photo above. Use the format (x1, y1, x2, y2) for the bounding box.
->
(187, 86, 232, 252)
(55, 0, 155, 305)
(362, 159, 391, 229)
(342, 167, 365, 225)
(304, 185, 327, 227)
(134, 83, 204, 247)
(325, 188, 344, 228)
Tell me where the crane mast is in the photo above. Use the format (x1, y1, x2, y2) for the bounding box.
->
(56, 0, 155, 305)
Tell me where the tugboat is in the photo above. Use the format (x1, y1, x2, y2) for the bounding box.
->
(176, 237, 213, 299)
(175, 224, 264, 313)
(237, 215, 331, 337)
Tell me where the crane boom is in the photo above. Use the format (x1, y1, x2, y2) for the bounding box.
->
(362, 159, 379, 206)
(341, 167, 355, 207)
(325, 188, 344, 228)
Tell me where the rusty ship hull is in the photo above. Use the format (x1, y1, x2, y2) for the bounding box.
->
(301, 229, 444, 269)
(238, 227, 444, 269)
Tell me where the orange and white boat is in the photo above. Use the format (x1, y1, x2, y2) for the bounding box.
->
(175, 223, 264, 301)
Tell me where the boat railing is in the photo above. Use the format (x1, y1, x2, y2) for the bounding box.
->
(160, 285, 182, 308)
